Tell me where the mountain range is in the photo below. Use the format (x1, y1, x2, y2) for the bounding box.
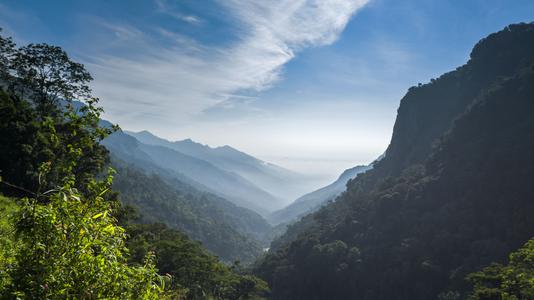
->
(100, 131, 275, 262)
(105, 131, 287, 215)
(108, 130, 318, 215)
(127, 130, 311, 201)
(111, 158, 270, 264)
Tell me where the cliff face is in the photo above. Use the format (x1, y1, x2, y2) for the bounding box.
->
(376, 22, 534, 178)
(255, 23, 534, 300)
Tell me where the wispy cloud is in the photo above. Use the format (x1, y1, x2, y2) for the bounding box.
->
(87, 0, 370, 129)
(90, 18, 144, 42)
(154, 0, 203, 24)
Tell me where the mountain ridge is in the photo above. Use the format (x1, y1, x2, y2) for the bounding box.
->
(268, 164, 372, 225)
(126, 130, 316, 206)
(104, 131, 286, 214)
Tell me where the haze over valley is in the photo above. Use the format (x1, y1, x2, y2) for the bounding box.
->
(1, 1, 534, 299)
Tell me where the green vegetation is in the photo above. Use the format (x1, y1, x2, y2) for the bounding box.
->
(0, 196, 19, 290)
(112, 162, 268, 264)
(0, 29, 166, 297)
(0, 30, 267, 299)
(1, 181, 165, 299)
(467, 238, 534, 300)
(126, 223, 269, 299)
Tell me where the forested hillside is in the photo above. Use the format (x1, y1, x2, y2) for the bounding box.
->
(254, 23, 534, 299)
(104, 130, 284, 215)
(112, 160, 270, 263)
(269, 164, 372, 225)
(127, 130, 312, 201)
(103, 130, 275, 263)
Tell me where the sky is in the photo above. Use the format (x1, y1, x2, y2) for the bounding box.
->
(1, 0, 533, 184)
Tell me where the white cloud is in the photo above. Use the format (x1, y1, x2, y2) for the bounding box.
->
(154, 0, 203, 24)
(87, 0, 369, 130)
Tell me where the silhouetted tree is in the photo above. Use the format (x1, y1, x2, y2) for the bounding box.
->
(7, 40, 92, 114)
(0, 29, 15, 83)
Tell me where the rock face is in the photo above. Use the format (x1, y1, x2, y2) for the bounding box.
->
(254, 23, 534, 299)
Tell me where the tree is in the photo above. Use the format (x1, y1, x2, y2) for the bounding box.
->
(0, 90, 113, 199)
(1, 174, 167, 299)
(126, 222, 269, 299)
(0, 28, 15, 82)
(0, 195, 20, 290)
(0, 30, 167, 298)
(0, 30, 111, 198)
(467, 238, 534, 300)
(7, 40, 93, 115)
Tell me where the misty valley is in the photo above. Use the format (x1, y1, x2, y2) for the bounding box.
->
(1, 2, 534, 300)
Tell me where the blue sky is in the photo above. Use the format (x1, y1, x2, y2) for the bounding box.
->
(1, 0, 533, 183)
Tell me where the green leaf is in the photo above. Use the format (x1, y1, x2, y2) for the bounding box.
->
(92, 213, 103, 219)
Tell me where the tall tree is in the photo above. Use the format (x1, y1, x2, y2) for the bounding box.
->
(8, 41, 92, 114)
(0, 30, 111, 198)
(0, 29, 15, 83)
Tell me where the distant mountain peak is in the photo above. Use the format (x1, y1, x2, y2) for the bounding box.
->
(178, 138, 197, 144)
(121, 131, 350, 209)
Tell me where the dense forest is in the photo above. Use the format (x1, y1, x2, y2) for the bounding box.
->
(0, 30, 267, 299)
(254, 23, 534, 299)
(112, 160, 268, 264)
(103, 130, 273, 263)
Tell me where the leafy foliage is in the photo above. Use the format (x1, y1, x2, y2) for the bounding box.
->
(0, 29, 111, 199)
(112, 162, 267, 264)
(0, 29, 15, 82)
(5, 40, 92, 115)
(2, 181, 165, 299)
(467, 238, 534, 300)
(126, 223, 269, 300)
(0, 195, 19, 290)
(0, 87, 111, 200)
(0, 38, 166, 296)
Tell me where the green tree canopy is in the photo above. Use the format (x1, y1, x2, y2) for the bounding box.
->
(467, 238, 534, 300)
(0, 31, 93, 115)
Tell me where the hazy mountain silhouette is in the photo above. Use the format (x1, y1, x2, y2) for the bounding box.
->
(104, 131, 286, 214)
(127, 130, 315, 203)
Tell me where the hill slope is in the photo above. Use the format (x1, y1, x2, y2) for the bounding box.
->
(268, 164, 372, 225)
(112, 160, 270, 263)
(254, 23, 534, 299)
(101, 133, 273, 263)
(103, 132, 283, 214)
(127, 130, 311, 203)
